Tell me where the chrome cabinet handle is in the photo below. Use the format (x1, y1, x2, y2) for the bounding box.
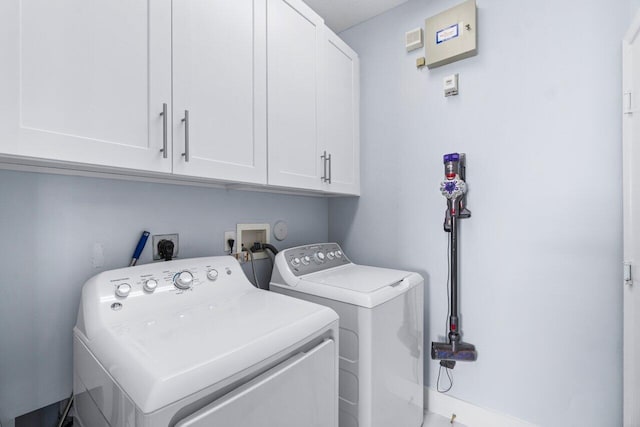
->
(327, 153, 332, 184)
(181, 110, 190, 162)
(159, 103, 168, 159)
(321, 151, 328, 182)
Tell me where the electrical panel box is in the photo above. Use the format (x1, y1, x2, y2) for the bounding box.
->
(425, 0, 477, 69)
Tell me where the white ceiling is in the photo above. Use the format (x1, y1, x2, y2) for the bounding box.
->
(303, 0, 409, 33)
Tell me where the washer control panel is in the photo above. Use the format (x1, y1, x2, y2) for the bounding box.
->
(284, 243, 350, 277)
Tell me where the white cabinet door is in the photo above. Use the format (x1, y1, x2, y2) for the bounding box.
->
(172, 0, 267, 184)
(624, 12, 640, 425)
(267, 0, 324, 191)
(0, 0, 172, 172)
(320, 30, 360, 195)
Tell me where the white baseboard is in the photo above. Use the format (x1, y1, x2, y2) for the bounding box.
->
(425, 387, 538, 427)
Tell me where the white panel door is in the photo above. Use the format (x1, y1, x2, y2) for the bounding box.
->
(0, 0, 172, 172)
(172, 0, 267, 184)
(320, 30, 360, 196)
(623, 11, 640, 426)
(267, 0, 324, 191)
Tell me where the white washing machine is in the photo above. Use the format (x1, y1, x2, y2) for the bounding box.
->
(270, 243, 424, 427)
(73, 256, 339, 427)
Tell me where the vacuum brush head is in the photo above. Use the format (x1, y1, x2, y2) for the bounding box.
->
(431, 341, 478, 362)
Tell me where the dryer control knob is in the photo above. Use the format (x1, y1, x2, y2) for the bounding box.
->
(291, 257, 301, 267)
(301, 255, 311, 265)
(314, 251, 326, 263)
(143, 279, 158, 293)
(207, 269, 219, 281)
(116, 283, 131, 298)
(326, 251, 335, 260)
(174, 271, 194, 290)
(335, 250, 343, 258)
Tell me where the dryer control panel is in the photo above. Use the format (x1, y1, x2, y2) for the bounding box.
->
(283, 243, 350, 277)
(77, 256, 248, 319)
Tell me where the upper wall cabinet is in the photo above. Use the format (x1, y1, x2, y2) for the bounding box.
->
(172, 0, 267, 184)
(320, 29, 360, 195)
(0, 0, 173, 172)
(267, 0, 360, 195)
(267, 0, 324, 191)
(0, 0, 358, 195)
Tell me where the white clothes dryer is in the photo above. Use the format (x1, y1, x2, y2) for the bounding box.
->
(73, 256, 338, 427)
(270, 243, 424, 427)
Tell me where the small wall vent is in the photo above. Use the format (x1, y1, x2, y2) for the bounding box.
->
(406, 28, 424, 52)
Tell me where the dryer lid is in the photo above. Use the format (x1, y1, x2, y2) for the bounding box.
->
(74, 257, 338, 414)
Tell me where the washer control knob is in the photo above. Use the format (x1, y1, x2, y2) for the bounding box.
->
(335, 250, 343, 258)
(116, 283, 131, 298)
(327, 251, 335, 260)
(314, 251, 326, 263)
(301, 255, 311, 265)
(291, 257, 301, 267)
(207, 269, 219, 281)
(174, 271, 194, 290)
(143, 279, 158, 293)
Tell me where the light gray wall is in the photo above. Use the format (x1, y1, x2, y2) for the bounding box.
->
(330, 0, 627, 425)
(0, 169, 328, 421)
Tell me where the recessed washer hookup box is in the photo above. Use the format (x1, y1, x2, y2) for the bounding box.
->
(425, 0, 477, 69)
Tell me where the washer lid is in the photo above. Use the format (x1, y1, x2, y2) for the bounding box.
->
(306, 264, 410, 292)
(291, 264, 423, 308)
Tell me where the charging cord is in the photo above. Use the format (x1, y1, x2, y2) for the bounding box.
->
(437, 364, 453, 393)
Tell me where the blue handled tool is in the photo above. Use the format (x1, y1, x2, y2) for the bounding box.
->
(129, 231, 150, 266)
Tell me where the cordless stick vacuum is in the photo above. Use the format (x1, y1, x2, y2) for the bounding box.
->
(431, 153, 478, 367)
